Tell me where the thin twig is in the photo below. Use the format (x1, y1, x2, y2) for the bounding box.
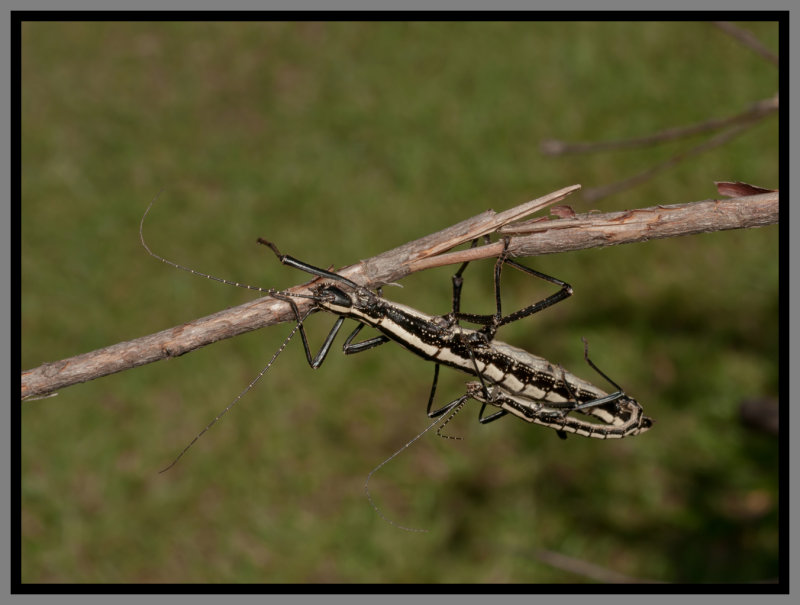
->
(581, 119, 768, 203)
(20, 186, 778, 401)
(540, 94, 778, 156)
(532, 549, 664, 584)
(713, 21, 779, 67)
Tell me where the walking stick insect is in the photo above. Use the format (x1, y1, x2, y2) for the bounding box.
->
(140, 197, 650, 453)
(140, 198, 651, 528)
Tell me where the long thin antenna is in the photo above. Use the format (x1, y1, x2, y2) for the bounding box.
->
(140, 191, 273, 295)
(159, 311, 311, 473)
(364, 396, 468, 533)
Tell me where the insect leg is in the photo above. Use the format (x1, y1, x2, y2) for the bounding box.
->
(425, 363, 478, 420)
(477, 405, 509, 424)
(451, 237, 573, 339)
(422, 238, 485, 423)
(494, 240, 573, 330)
(269, 290, 347, 369)
(451, 237, 487, 316)
(341, 322, 391, 354)
(568, 338, 629, 413)
(425, 364, 448, 417)
(580, 337, 623, 391)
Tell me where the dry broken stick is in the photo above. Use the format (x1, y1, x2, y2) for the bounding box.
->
(20, 185, 778, 401)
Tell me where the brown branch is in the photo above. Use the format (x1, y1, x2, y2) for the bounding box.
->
(20, 186, 778, 401)
(21, 185, 576, 400)
(409, 191, 777, 271)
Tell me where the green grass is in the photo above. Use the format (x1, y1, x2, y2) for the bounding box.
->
(21, 21, 779, 584)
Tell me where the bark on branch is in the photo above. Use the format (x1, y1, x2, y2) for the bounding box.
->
(21, 186, 778, 401)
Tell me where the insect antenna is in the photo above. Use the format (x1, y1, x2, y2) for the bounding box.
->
(159, 309, 312, 473)
(141, 193, 337, 472)
(140, 191, 273, 295)
(435, 394, 466, 441)
(364, 395, 469, 532)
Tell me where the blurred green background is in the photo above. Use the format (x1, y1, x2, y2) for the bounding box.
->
(21, 21, 779, 583)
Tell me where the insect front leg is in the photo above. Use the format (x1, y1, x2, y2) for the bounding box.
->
(257, 238, 360, 289)
(269, 291, 348, 369)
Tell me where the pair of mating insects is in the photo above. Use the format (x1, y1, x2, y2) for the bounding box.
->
(141, 200, 653, 484)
